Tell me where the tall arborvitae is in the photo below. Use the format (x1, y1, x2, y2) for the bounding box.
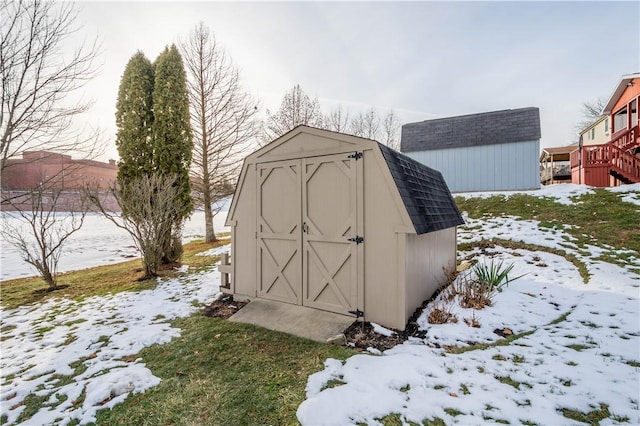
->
(115, 52, 155, 185)
(152, 45, 193, 221)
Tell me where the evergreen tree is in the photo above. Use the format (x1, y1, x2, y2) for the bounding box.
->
(152, 45, 193, 261)
(115, 52, 155, 184)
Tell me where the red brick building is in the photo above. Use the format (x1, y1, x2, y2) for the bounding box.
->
(1, 151, 118, 190)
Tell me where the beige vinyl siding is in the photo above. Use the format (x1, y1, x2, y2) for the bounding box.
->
(404, 228, 457, 322)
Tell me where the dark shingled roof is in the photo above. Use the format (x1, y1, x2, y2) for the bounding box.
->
(401, 107, 541, 153)
(378, 143, 464, 235)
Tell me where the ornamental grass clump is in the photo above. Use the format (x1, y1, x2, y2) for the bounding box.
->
(456, 259, 525, 309)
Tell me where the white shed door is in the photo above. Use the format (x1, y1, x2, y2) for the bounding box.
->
(256, 160, 302, 304)
(256, 153, 362, 315)
(302, 154, 360, 314)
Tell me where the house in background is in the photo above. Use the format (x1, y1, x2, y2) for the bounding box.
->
(401, 107, 541, 192)
(570, 72, 640, 186)
(540, 145, 577, 185)
(1, 151, 117, 191)
(1, 151, 119, 211)
(579, 114, 611, 146)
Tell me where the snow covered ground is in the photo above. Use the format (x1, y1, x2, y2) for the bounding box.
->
(298, 184, 640, 425)
(0, 267, 224, 425)
(1, 185, 638, 425)
(0, 199, 231, 281)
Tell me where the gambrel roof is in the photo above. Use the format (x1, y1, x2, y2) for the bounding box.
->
(401, 107, 541, 152)
(378, 143, 464, 234)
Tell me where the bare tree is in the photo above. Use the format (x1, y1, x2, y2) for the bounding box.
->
(350, 107, 380, 140)
(381, 109, 401, 151)
(89, 174, 185, 280)
(324, 105, 350, 133)
(180, 23, 258, 243)
(576, 97, 607, 134)
(1, 186, 88, 290)
(263, 84, 322, 142)
(0, 0, 102, 171)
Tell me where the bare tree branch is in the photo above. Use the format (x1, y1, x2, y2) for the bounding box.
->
(350, 107, 380, 140)
(381, 109, 401, 151)
(1, 185, 88, 289)
(324, 106, 350, 133)
(87, 174, 185, 279)
(575, 96, 607, 134)
(263, 84, 322, 143)
(1, 0, 103, 172)
(180, 22, 259, 242)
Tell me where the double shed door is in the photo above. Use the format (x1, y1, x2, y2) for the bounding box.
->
(256, 153, 363, 315)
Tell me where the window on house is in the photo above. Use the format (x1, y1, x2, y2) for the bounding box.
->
(605, 118, 609, 133)
(631, 99, 637, 127)
(591, 128, 595, 139)
(613, 106, 628, 132)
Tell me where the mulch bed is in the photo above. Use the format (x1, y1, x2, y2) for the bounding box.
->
(202, 294, 248, 319)
(201, 288, 512, 352)
(343, 298, 432, 352)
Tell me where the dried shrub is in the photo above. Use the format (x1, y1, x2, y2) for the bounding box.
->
(427, 298, 458, 324)
(464, 312, 481, 328)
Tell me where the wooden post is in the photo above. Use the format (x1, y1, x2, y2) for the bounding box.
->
(219, 252, 232, 292)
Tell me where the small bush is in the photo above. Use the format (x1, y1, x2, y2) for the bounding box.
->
(473, 259, 524, 292)
(451, 260, 525, 309)
(427, 298, 458, 324)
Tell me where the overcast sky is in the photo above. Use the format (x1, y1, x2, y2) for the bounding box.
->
(73, 1, 640, 161)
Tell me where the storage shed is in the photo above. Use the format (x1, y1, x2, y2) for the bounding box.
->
(224, 126, 464, 330)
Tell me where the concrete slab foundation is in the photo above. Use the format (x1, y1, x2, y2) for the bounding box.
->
(229, 299, 355, 343)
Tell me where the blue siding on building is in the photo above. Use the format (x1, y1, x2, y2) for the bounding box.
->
(404, 140, 540, 193)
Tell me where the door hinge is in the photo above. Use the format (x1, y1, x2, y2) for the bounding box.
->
(348, 236, 364, 244)
(348, 309, 364, 318)
(347, 151, 363, 160)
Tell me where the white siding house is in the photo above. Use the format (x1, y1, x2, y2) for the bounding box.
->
(401, 107, 542, 192)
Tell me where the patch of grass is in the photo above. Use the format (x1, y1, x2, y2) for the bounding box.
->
(377, 413, 419, 426)
(0, 240, 229, 309)
(444, 408, 464, 417)
(512, 354, 526, 363)
(421, 418, 446, 426)
(321, 378, 345, 391)
(15, 361, 88, 424)
(422, 418, 446, 426)
(93, 316, 355, 425)
(520, 420, 538, 426)
(458, 239, 590, 283)
(566, 361, 578, 366)
(559, 402, 621, 425)
(626, 360, 640, 367)
(495, 375, 531, 390)
(566, 344, 590, 352)
(459, 383, 470, 395)
(449, 329, 535, 354)
(455, 189, 640, 259)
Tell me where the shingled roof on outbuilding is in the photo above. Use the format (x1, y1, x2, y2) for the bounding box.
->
(378, 143, 464, 234)
(401, 107, 541, 152)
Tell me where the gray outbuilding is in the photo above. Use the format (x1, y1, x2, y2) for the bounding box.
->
(401, 107, 542, 192)
(224, 126, 464, 331)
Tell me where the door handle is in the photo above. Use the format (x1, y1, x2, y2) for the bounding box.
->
(303, 222, 308, 233)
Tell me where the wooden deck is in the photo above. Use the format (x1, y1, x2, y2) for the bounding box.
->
(570, 125, 640, 187)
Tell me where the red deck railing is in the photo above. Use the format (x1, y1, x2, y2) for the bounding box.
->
(570, 124, 640, 184)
